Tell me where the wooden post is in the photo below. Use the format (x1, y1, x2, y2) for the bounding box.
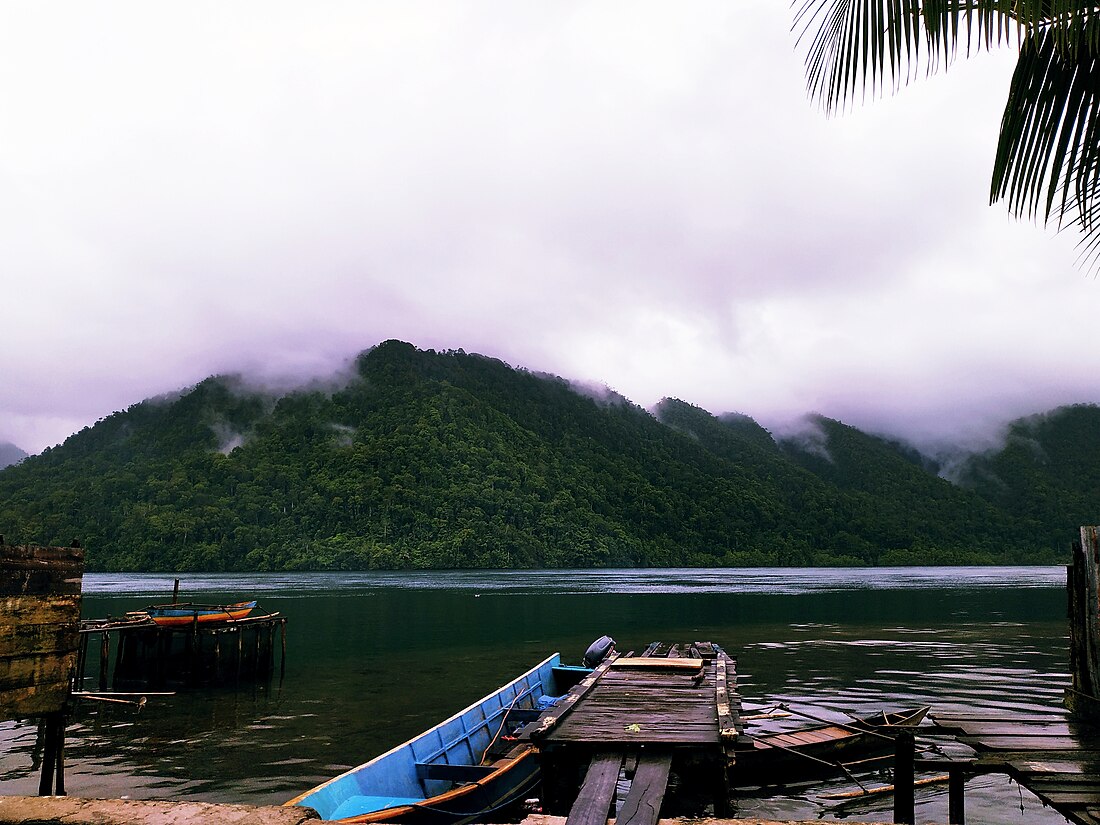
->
(893, 729, 915, 824)
(235, 627, 243, 683)
(37, 712, 65, 796)
(1068, 527, 1100, 713)
(280, 619, 287, 680)
(172, 578, 180, 604)
(948, 767, 965, 824)
(98, 632, 110, 692)
(112, 629, 125, 689)
(74, 633, 88, 693)
(188, 614, 199, 686)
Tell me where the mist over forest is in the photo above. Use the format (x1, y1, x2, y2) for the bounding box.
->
(0, 341, 1091, 571)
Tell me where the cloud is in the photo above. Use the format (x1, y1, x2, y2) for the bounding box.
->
(0, 2, 1095, 456)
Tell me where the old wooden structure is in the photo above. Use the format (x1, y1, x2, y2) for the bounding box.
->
(895, 525, 1100, 825)
(1070, 526, 1100, 715)
(0, 538, 85, 796)
(77, 610, 286, 691)
(521, 641, 749, 825)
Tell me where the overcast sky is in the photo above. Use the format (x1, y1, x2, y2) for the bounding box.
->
(2, 2, 1095, 456)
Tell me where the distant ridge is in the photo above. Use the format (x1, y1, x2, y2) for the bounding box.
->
(0, 442, 27, 470)
(0, 341, 1086, 571)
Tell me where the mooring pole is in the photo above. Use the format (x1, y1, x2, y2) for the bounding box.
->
(948, 767, 965, 824)
(279, 620, 288, 686)
(172, 578, 180, 604)
(98, 632, 109, 692)
(37, 713, 60, 795)
(893, 729, 915, 824)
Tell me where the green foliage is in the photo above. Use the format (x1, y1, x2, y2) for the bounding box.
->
(0, 341, 1076, 571)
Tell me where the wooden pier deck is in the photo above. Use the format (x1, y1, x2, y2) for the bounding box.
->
(77, 610, 286, 692)
(924, 707, 1100, 825)
(521, 641, 749, 825)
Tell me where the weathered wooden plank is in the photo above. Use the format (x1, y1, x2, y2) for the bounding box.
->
(610, 659, 704, 670)
(965, 736, 1096, 751)
(0, 623, 79, 658)
(0, 568, 83, 597)
(715, 657, 736, 742)
(522, 653, 619, 740)
(618, 752, 672, 825)
(943, 722, 1078, 737)
(1028, 780, 1100, 793)
(1013, 760, 1100, 775)
(566, 751, 623, 825)
(0, 545, 84, 567)
(1036, 791, 1100, 806)
(0, 681, 71, 717)
(932, 714, 1071, 724)
(0, 652, 75, 691)
(1, 595, 82, 626)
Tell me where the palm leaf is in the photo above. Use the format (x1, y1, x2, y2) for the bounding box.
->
(992, 23, 1100, 246)
(792, 0, 1016, 114)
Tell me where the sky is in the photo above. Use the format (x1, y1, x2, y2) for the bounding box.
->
(2, 2, 1096, 456)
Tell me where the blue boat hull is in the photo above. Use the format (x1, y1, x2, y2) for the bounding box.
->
(286, 653, 588, 824)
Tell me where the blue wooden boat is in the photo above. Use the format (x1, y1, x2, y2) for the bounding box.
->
(285, 653, 590, 824)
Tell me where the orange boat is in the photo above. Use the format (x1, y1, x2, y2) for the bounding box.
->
(142, 600, 257, 627)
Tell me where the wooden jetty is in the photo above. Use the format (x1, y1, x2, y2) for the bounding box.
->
(521, 641, 750, 825)
(921, 706, 1100, 825)
(901, 525, 1100, 825)
(76, 607, 286, 691)
(0, 538, 84, 796)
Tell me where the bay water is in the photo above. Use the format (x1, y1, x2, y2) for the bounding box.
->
(0, 567, 1071, 823)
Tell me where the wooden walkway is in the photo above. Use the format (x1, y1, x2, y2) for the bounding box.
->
(521, 641, 748, 825)
(925, 707, 1100, 825)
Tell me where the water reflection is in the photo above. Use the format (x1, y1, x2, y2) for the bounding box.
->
(0, 568, 1072, 824)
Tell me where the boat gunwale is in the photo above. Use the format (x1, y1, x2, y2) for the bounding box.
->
(284, 651, 564, 815)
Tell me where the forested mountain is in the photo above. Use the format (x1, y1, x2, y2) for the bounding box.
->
(0, 341, 1086, 571)
(951, 405, 1100, 551)
(0, 442, 27, 470)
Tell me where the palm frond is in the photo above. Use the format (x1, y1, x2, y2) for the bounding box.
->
(793, 0, 1017, 113)
(991, 22, 1100, 248)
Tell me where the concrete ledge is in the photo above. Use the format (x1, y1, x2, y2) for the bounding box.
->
(0, 796, 319, 825)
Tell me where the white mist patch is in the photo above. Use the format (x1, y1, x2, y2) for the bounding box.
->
(567, 379, 630, 408)
(330, 423, 356, 447)
(230, 356, 362, 400)
(773, 415, 834, 464)
(211, 421, 247, 455)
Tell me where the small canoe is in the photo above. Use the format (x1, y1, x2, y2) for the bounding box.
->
(286, 653, 591, 824)
(142, 600, 257, 627)
(733, 706, 930, 786)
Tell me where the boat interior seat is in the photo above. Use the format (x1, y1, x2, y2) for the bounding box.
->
(329, 794, 425, 819)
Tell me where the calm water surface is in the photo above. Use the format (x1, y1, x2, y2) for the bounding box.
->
(0, 567, 1071, 823)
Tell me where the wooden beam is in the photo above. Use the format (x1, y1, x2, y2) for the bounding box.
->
(610, 659, 702, 670)
(715, 657, 737, 743)
(565, 750, 623, 825)
(520, 654, 618, 740)
(617, 752, 672, 825)
(894, 729, 915, 825)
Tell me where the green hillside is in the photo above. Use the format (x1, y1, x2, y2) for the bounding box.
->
(0, 341, 1075, 571)
(952, 405, 1100, 549)
(776, 416, 1032, 564)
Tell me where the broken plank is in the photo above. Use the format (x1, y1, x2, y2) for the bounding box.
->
(566, 750, 623, 825)
(715, 656, 737, 742)
(618, 752, 673, 825)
